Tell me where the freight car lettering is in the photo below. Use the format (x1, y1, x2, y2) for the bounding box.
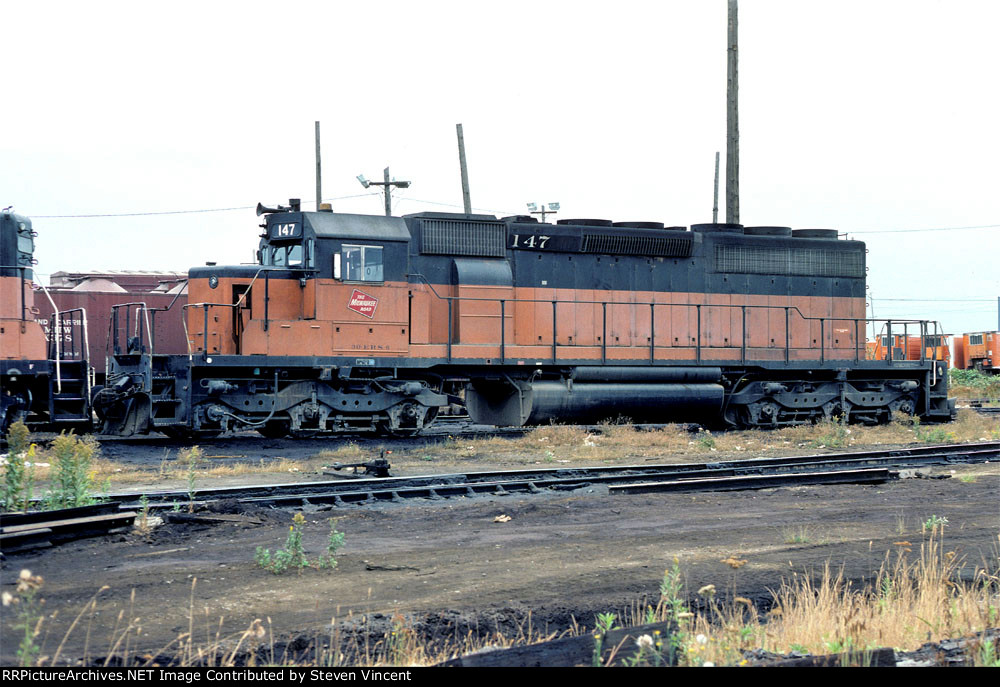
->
(351, 344, 389, 351)
(347, 289, 378, 318)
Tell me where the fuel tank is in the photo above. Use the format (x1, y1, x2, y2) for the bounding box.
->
(466, 377, 725, 426)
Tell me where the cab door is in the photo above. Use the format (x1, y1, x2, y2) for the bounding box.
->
(324, 241, 409, 357)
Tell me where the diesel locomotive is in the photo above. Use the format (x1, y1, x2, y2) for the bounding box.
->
(88, 199, 953, 438)
(1, 210, 91, 433)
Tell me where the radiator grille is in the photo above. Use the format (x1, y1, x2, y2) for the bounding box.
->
(581, 233, 693, 257)
(715, 245, 865, 278)
(420, 220, 507, 257)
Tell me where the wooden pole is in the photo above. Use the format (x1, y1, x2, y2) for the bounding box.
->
(457, 123, 472, 215)
(726, 0, 740, 224)
(713, 151, 720, 223)
(383, 167, 392, 216)
(315, 121, 322, 210)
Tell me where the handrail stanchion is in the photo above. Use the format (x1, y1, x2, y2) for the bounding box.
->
(601, 302, 607, 364)
(649, 303, 655, 364)
(696, 305, 702, 363)
(551, 301, 557, 364)
(741, 305, 747, 364)
(820, 319, 825, 364)
(500, 299, 506, 364)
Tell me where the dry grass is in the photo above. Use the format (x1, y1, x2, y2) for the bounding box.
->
(368, 410, 1000, 473)
(759, 534, 1000, 657)
(14, 530, 994, 667)
(611, 532, 1000, 667)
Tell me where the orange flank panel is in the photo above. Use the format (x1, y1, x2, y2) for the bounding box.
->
(455, 284, 513, 345)
(238, 276, 870, 365)
(0, 320, 47, 360)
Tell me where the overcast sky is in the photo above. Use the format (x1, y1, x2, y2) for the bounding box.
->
(3, 0, 997, 334)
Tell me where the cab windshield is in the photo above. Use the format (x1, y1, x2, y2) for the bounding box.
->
(263, 242, 304, 267)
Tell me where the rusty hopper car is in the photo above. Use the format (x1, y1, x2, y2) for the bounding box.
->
(1, 211, 91, 433)
(95, 201, 954, 437)
(44, 271, 188, 383)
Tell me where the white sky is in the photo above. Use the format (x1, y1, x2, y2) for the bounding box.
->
(3, 0, 997, 334)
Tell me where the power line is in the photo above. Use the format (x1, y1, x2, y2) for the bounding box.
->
(849, 223, 1000, 235)
(27, 198, 1000, 234)
(32, 193, 380, 218)
(873, 297, 996, 302)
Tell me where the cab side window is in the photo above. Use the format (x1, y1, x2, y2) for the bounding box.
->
(340, 244, 383, 282)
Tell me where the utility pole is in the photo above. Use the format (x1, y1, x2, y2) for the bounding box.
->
(527, 202, 559, 223)
(456, 123, 472, 215)
(726, 0, 740, 224)
(315, 121, 322, 211)
(713, 151, 720, 223)
(357, 167, 411, 216)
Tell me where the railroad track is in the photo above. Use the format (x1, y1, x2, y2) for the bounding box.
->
(0, 503, 137, 552)
(104, 440, 998, 509)
(5, 441, 994, 551)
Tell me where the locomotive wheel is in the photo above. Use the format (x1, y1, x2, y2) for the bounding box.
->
(159, 426, 222, 440)
(256, 420, 291, 439)
(377, 406, 438, 437)
(89, 385, 106, 421)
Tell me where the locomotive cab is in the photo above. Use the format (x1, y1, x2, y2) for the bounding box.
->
(115, 203, 444, 438)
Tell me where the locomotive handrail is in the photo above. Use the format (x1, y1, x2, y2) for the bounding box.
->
(109, 302, 153, 356)
(181, 266, 308, 355)
(408, 273, 941, 368)
(46, 307, 91, 404)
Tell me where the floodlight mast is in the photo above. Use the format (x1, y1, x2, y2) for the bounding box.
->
(357, 167, 411, 216)
(527, 202, 559, 223)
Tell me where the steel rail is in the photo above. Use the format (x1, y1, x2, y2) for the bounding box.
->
(94, 441, 998, 510)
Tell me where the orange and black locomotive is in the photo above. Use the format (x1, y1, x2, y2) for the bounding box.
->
(1, 210, 91, 434)
(92, 199, 954, 437)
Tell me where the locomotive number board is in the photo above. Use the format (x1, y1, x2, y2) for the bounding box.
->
(509, 233, 580, 252)
(270, 222, 301, 239)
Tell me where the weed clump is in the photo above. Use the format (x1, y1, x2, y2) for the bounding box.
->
(3, 421, 35, 512)
(255, 513, 345, 574)
(45, 432, 99, 509)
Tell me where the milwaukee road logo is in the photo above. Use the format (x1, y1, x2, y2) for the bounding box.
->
(347, 289, 378, 318)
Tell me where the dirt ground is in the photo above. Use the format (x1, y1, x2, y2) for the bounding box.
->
(1, 436, 998, 665)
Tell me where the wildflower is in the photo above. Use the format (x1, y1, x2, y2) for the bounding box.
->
(2, 591, 14, 606)
(248, 618, 266, 640)
(695, 633, 708, 645)
(16, 570, 43, 593)
(702, 661, 715, 667)
(636, 634, 654, 651)
(698, 584, 716, 599)
(721, 555, 747, 569)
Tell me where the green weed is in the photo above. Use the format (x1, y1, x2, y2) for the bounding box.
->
(182, 446, 203, 512)
(3, 421, 34, 512)
(46, 432, 98, 509)
(255, 513, 345, 575)
(922, 514, 948, 534)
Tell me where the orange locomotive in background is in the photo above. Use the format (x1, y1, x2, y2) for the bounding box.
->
(954, 332, 999, 374)
(866, 333, 950, 367)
